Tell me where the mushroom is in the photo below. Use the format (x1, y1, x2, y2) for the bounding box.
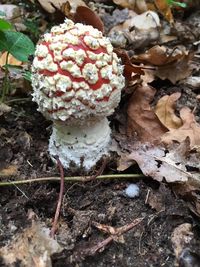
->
(32, 18, 125, 170)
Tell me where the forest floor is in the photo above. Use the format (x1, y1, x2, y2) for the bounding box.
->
(0, 1, 200, 266)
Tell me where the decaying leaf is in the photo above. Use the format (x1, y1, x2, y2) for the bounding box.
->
(115, 49, 144, 81)
(133, 45, 193, 83)
(0, 222, 63, 267)
(162, 107, 200, 148)
(171, 223, 193, 261)
(147, 190, 164, 212)
(155, 92, 182, 129)
(112, 0, 147, 13)
(156, 52, 193, 84)
(133, 45, 182, 66)
(74, 6, 104, 32)
(0, 164, 18, 177)
(36, 0, 85, 14)
(127, 85, 167, 142)
(118, 140, 200, 183)
(154, 0, 174, 23)
(109, 11, 160, 49)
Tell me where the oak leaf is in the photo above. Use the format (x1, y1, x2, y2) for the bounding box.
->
(161, 107, 200, 148)
(155, 92, 182, 130)
(118, 140, 198, 183)
(127, 85, 167, 142)
(132, 45, 193, 84)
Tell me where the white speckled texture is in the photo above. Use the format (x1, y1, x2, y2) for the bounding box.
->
(49, 118, 111, 170)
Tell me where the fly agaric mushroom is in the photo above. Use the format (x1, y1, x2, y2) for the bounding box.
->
(32, 18, 125, 170)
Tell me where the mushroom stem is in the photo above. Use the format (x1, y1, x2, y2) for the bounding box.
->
(49, 118, 111, 170)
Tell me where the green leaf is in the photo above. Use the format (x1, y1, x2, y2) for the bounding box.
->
(0, 31, 35, 62)
(23, 71, 32, 82)
(166, 0, 187, 8)
(0, 18, 12, 30)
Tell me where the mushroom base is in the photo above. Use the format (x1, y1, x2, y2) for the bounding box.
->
(49, 118, 111, 170)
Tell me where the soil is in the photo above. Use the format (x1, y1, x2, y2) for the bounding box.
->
(0, 101, 200, 267)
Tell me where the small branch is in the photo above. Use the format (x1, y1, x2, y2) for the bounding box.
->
(76, 217, 144, 258)
(50, 157, 65, 238)
(83, 157, 107, 182)
(0, 174, 145, 186)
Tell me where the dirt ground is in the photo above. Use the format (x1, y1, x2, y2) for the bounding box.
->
(0, 100, 200, 267)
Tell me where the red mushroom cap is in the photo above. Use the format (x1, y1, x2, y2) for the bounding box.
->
(32, 19, 125, 124)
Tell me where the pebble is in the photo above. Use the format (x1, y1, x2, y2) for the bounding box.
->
(124, 184, 140, 198)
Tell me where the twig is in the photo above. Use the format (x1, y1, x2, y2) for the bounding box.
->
(0, 174, 145, 186)
(50, 157, 65, 238)
(77, 217, 144, 258)
(83, 157, 107, 182)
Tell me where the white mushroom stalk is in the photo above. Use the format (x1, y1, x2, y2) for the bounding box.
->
(32, 18, 125, 170)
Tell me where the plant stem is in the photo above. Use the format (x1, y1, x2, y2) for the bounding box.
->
(1, 52, 10, 102)
(50, 157, 65, 238)
(0, 174, 145, 186)
(5, 97, 31, 104)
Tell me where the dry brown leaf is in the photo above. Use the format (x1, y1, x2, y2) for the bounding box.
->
(133, 45, 188, 66)
(132, 46, 193, 83)
(127, 85, 168, 142)
(155, 92, 182, 130)
(109, 11, 160, 50)
(113, 0, 147, 13)
(114, 49, 144, 82)
(0, 222, 63, 266)
(0, 52, 22, 67)
(162, 107, 200, 148)
(118, 141, 196, 183)
(171, 223, 193, 260)
(147, 190, 164, 212)
(74, 6, 104, 33)
(36, 0, 85, 14)
(154, 0, 174, 23)
(156, 52, 193, 84)
(0, 165, 18, 177)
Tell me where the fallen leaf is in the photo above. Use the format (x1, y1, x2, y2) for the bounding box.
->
(0, 165, 18, 177)
(36, 0, 85, 14)
(132, 46, 193, 83)
(114, 49, 144, 81)
(155, 92, 183, 129)
(127, 85, 168, 142)
(171, 223, 193, 261)
(74, 6, 104, 33)
(118, 140, 198, 183)
(109, 11, 160, 49)
(113, 0, 147, 13)
(133, 45, 188, 66)
(156, 52, 193, 84)
(0, 222, 63, 266)
(162, 107, 200, 148)
(154, 0, 174, 23)
(147, 190, 164, 212)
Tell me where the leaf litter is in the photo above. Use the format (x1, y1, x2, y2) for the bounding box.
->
(1, 0, 200, 266)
